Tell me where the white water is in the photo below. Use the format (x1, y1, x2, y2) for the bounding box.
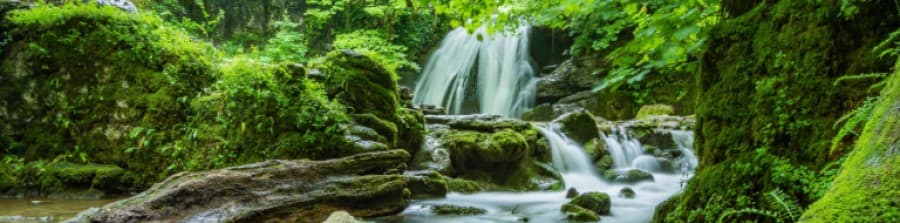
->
(413, 26, 536, 117)
(394, 125, 698, 223)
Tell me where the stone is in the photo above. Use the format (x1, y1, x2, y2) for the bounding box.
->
(405, 171, 449, 199)
(420, 104, 447, 115)
(323, 211, 366, 223)
(430, 204, 487, 216)
(620, 187, 636, 199)
(561, 203, 601, 221)
(635, 104, 674, 119)
(567, 192, 611, 215)
(68, 150, 414, 223)
(566, 187, 579, 198)
(520, 104, 555, 121)
(535, 59, 601, 104)
(603, 169, 655, 184)
(553, 109, 600, 144)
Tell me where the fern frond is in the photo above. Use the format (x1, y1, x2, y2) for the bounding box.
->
(766, 189, 804, 222)
(831, 96, 879, 153)
(832, 72, 886, 86)
(717, 207, 781, 223)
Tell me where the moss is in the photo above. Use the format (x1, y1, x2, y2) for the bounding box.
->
(568, 192, 612, 215)
(28, 162, 133, 195)
(800, 61, 900, 222)
(561, 203, 601, 221)
(556, 109, 600, 144)
(635, 104, 674, 119)
(445, 177, 503, 193)
(430, 204, 487, 216)
(654, 1, 898, 222)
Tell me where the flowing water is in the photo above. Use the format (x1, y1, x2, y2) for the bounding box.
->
(391, 125, 698, 223)
(0, 198, 118, 223)
(413, 26, 536, 117)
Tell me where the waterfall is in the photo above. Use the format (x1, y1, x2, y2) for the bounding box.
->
(413, 26, 536, 117)
(601, 126, 645, 169)
(397, 125, 699, 223)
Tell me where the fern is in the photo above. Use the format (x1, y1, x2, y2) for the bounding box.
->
(831, 96, 879, 152)
(832, 73, 887, 86)
(717, 208, 781, 223)
(766, 188, 804, 222)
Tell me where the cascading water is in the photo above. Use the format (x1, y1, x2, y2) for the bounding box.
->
(413, 26, 536, 117)
(393, 125, 698, 223)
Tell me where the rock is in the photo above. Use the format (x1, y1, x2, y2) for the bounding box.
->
(567, 192, 611, 215)
(561, 204, 601, 222)
(425, 114, 532, 132)
(323, 211, 366, 223)
(535, 59, 601, 104)
(635, 104, 674, 119)
(553, 109, 600, 144)
(420, 104, 446, 115)
(520, 104, 555, 121)
(430, 204, 487, 216)
(93, 0, 137, 12)
(69, 150, 413, 223)
(25, 162, 134, 197)
(566, 187, 579, 198)
(603, 169, 654, 184)
(620, 187, 636, 199)
(405, 171, 449, 199)
(399, 86, 414, 101)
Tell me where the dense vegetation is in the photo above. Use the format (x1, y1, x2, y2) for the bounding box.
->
(0, 0, 898, 222)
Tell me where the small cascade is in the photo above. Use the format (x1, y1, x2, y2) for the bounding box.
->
(395, 123, 698, 223)
(413, 26, 536, 117)
(602, 126, 645, 168)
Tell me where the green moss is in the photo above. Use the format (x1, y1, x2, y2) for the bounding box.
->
(800, 61, 900, 222)
(654, 1, 896, 222)
(635, 104, 674, 119)
(430, 204, 487, 216)
(568, 192, 612, 215)
(561, 203, 601, 221)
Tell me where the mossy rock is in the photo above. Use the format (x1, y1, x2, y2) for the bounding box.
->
(603, 169, 654, 184)
(619, 187, 636, 199)
(568, 192, 611, 215)
(406, 171, 449, 199)
(521, 103, 556, 121)
(800, 59, 900, 222)
(430, 204, 487, 216)
(554, 109, 600, 144)
(561, 203, 601, 222)
(635, 104, 674, 119)
(29, 162, 134, 196)
(322, 50, 400, 121)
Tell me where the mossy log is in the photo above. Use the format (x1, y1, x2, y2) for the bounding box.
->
(69, 150, 413, 223)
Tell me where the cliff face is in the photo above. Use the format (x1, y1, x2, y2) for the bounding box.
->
(800, 58, 900, 223)
(653, 1, 899, 222)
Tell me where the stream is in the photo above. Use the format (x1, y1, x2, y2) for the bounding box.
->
(385, 125, 696, 223)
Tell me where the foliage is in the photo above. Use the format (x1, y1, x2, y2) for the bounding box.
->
(332, 29, 419, 73)
(261, 16, 309, 63)
(830, 96, 879, 152)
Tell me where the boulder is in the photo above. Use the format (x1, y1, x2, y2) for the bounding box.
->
(566, 187, 579, 198)
(535, 59, 601, 104)
(323, 211, 366, 223)
(404, 171, 449, 199)
(603, 169, 654, 184)
(561, 204, 601, 222)
(567, 192, 611, 215)
(619, 187, 636, 199)
(430, 204, 487, 216)
(635, 104, 674, 119)
(68, 150, 413, 223)
(520, 104, 555, 121)
(553, 109, 601, 144)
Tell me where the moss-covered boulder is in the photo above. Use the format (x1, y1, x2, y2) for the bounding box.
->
(554, 109, 601, 144)
(566, 192, 611, 216)
(635, 104, 674, 119)
(561, 203, 602, 221)
(427, 115, 558, 191)
(319, 50, 426, 154)
(430, 204, 487, 216)
(799, 59, 900, 222)
(603, 169, 654, 184)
